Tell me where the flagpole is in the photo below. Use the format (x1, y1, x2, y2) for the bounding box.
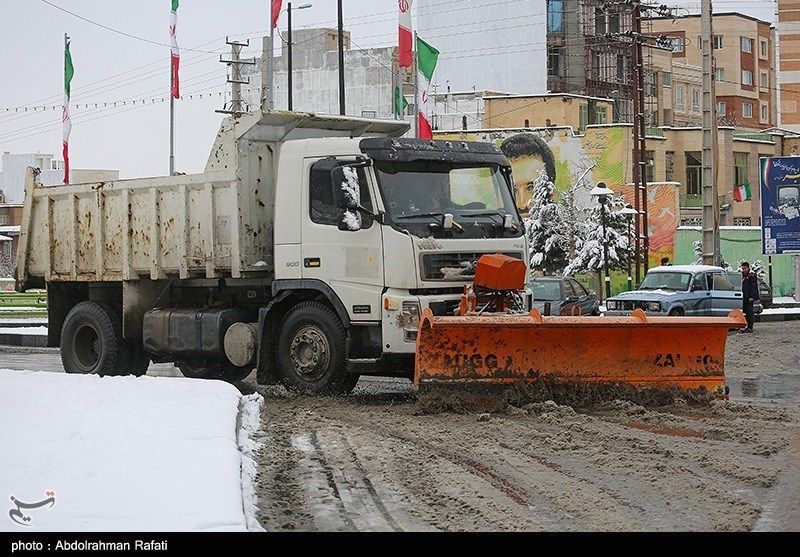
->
(169, 61, 175, 175)
(63, 32, 69, 185)
(413, 31, 419, 139)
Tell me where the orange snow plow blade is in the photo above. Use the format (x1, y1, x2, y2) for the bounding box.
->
(414, 308, 746, 394)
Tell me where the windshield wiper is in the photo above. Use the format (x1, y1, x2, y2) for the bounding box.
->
(460, 211, 517, 230)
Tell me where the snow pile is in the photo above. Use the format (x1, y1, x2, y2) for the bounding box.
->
(0, 370, 262, 532)
(0, 326, 47, 335)
(237, 393, 265, 532)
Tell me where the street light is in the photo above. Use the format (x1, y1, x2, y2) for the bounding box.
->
(620, 204, 639, 292)
(590, 181, 615, 301)
(285, 2, 313, 111)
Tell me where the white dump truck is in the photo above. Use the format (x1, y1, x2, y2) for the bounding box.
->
(16, 111, 528, 393)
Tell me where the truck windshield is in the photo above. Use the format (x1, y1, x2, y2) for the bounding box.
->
(639, 272, 691, 291)
(373, 160, 522, 238)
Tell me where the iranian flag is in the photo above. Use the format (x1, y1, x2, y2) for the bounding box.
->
(62, 36, 74, 185)
(416, 36, 439, 140)
(169, 0, 180, 99)
(398, 0, 414, 68)
(733, 183, 752, 202)
(272, 0, 282, 28)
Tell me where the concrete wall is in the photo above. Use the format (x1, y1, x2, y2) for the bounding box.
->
(416, 0, 547, 95)
(244, 28, 399, 119)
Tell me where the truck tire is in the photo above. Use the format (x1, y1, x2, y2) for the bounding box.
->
(276, 301, 355, 395)
(123, 341, 150, 377)
(177, 360, 253, 383)
(60, 301, 126, 376)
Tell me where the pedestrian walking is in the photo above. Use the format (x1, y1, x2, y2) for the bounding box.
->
(740, 261, 760, 333)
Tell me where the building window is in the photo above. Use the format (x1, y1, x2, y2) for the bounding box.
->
(665, 151, 675, 182)
(714, 35, 723, 49)
(760, 72, 768, 88)
(742, 70, 753, 86)
(691, 88, 701, 112)
(663, 71, 671, 86)
(547, 0, 564, 33)
(741, 37, 753, 53)
(734, 217, 752, 226)
(645, 150, 655, 182)
(596, 105, 608, 124)
(616, 55, 625, 81)
(676, 86, 685, 109)
(715, 68, 725, 82)
(548, 47, 562, 77)
(579, 103, 589, 133)
(591, 51, 601, 78)
(686, 152, 702, 196)
(608, 11, 621, 34)
(648, 72, 658, 96)
(595, 7, 606, 35)
(716, 101, 726, 117)
(761, 103, 769, 122)
(760, 39, 768, 58)
(743, 102, 753, 118)
(734, 153, 748, 187)
(671, 36, 684, 53)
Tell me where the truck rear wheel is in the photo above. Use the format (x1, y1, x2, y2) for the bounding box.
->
(276, 301, 356, 395)
(61, 301, 126, 376)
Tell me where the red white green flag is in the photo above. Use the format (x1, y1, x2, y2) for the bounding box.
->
(416, 36, 439, 140)
(272, 0, 283, 28)
(733, 183, 752, 202)
(169, 0, 180, 98)
(398, 0, 414, 68)
(63, 36, 74, 184)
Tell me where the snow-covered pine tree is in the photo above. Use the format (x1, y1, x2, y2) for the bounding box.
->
(523, 168, 569, 275)
(564, 193, 631, 276)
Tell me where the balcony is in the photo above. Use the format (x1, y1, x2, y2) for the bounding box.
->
(733, 131, 773, 142)
(680, 194, 729, 208)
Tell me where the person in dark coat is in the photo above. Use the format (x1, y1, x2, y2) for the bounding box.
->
(740, 262, 760, 333)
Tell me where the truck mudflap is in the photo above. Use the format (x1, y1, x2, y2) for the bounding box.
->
(414, 308, 747, 394)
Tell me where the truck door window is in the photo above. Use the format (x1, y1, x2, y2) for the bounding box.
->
(309, 158, 373, 227)
(692, 273, 707, 291)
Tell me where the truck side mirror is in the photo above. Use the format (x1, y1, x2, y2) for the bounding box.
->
(338, 210, 363, 232)
(331, 166, 361, 211)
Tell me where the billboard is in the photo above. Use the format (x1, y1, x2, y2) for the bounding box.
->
(760, 157, 800, 255)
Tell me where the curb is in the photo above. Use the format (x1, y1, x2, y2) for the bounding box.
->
(0, 334, 48, 347)
(756, 313, 800, 323)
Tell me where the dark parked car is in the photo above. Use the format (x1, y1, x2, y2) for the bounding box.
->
(527, 276, 600, 316)
(758, 277, 773, 309)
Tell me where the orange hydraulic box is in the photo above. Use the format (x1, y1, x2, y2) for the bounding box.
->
(473, 254, 526, 291)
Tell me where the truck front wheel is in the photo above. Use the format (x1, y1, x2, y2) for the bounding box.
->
(61, 301, 126, 376)
(276, 301, 356, 395)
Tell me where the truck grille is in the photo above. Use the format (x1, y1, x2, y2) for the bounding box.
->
(421, 252, 522, 281)
(618, 301, 648, 311)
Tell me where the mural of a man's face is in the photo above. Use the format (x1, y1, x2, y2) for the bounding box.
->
(499, 134, 557, 210)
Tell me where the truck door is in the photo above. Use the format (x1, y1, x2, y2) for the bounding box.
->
(301, 157, 384, 323)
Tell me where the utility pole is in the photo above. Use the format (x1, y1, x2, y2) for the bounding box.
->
(288, 2, 294, 111)
(169, 51, 175, 175)
(337, 0, 345, 115)
(413, 31, 419, 139)
(217, 38, 256, 116)
(701, 0, 721, 265)
(630, 0, 649, 282)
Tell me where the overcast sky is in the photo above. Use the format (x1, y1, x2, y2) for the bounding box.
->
(0, 1, 777, 179)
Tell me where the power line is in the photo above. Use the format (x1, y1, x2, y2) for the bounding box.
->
(39, 0, 220, 54)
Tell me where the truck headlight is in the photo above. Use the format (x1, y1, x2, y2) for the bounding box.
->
(400, 301, 420, 342)
(645, 301, 662, 312)
(606, 301, 617, 310)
